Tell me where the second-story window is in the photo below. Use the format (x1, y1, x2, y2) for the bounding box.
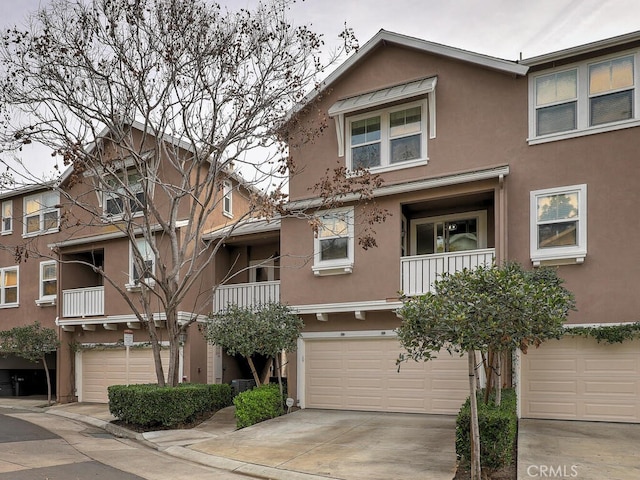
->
(348, 101, 426, 170)
(130, 237, 155, 284)
(105, 169, 145, 217)
(23, 191, 59, 237)
(39, 261, 57, 303)
(223, 180, 233, 218)
(0, 266, 18, 307)
(1, 200, 12, 235)
(312, 207, 354, 276)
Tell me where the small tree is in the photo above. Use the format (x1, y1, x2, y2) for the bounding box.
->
(396, 263, 575, 480)
(204, 302, 303, 395)
(0, 322, 60, 405)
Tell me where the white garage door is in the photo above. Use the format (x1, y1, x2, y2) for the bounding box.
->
(81, 348, 170, 403)
(304, 337, 469, 414)
(521, 336, 640, 423)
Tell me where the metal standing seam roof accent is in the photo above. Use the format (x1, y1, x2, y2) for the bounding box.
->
(328, 76, 437, 117)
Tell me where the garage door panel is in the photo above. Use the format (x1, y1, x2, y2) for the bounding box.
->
(305, 337, 468, 414)
(521, 337, 640, 423)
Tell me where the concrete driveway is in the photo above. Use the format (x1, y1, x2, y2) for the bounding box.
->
(518, 419, 640, 480)
(190, 409, 458, 480)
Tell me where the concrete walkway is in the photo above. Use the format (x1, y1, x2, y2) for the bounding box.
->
(1, 398, 458, 480)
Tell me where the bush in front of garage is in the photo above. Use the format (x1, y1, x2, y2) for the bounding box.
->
(233, 383, 284, 429)
(108, 383, 232, 428)
(455, 388, 517, 471)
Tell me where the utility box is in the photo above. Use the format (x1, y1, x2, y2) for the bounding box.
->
(231, 379, 256, 396)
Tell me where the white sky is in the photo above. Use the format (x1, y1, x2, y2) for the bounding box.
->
(2, 0, 639, 180)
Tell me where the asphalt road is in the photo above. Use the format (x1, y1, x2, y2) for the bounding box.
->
(0, 407, 251, 479)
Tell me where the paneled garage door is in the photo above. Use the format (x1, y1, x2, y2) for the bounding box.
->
(521, 336, 640, 423)
(81, 348, 169, 403)
(304, 337, 469, 414)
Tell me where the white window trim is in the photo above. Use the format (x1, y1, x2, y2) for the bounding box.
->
(312, 207, 355, 276)
(22, 191, 60, 238)
(222, 180, 233, 218)
(345, 99, 429, 173)
(530, 184, 587, 266)
(126, 237, 156, 292)
(36, 260, 57, 307)
(1, 200, 12, 235)
(409, 210, 488, 256)
(528, 49, 640, 145)
(0, 265, 19, 308)
(102, 167, 146, 221)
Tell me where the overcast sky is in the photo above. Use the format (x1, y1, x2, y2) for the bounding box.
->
(2, 0, 639, 180)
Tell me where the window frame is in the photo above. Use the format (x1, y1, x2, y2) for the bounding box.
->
(22, 191, 60, 237)
(346, 99, 429, 172)
(528, 50, 640, 144)
(409, 210, 488, 256)
(530, 184, 587, 266)
(312, 207, 355, 276)
(0, 265, 19, 308)
(1, 200, 12, 235)
(222, 180, 233, 218)
(127, 237, 156, 291)
(37, 260, 57, 306)
(103, 167, 146, 219)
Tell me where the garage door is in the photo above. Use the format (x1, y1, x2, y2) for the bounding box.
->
(304, 337, 469, 414)
(521, 336, 640, 423)
(81, 348, 170, 403)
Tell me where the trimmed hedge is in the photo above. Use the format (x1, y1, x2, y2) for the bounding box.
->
(455, 388, 517, 470)
(108, 383, 232, 428)
(233, 384, 284, 429)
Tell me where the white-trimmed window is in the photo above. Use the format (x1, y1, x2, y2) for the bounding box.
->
(348, 101, 427, 170)
(1, 200, 12, 234)
(529, 52, 638, 143)
(410, 211, 487, 256)
(0, 266, 18, 307)
(530, 184, 587, 265)
(312, 207, 354, 276)
(37, 261, 57, 306)
(104, 168, 145, 217)
(223, 180, 233, 218)
(23, 191, 59, 236)
(128, 237, 155, 289)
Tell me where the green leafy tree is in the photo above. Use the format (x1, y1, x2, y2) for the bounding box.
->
(0, 322, 60, 405)
(204, 302, 303, 395)
(396, 263, 575, 480)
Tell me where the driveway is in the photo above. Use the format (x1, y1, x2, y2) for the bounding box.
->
(189, 409, 458, 480)
(518, 419, 640, 480)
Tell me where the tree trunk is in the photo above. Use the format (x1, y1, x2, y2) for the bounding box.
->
(468, 349, 481, 480)
(165, 308, 182, 387)
(495, 352, 502, 407)
(247, 356, 261, 386)
(42, 356, 53, 406)
(483, 349, 494, 405)
(147, 315, 166, 387)
(274, 354, 283, 399)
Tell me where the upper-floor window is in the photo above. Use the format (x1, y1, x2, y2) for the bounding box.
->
(409, 211, 487, 256)
(104, 168, 145, 217)
(312, 207, 354, 276)
(23, 191, 59, 237)
(328, 76, 437, 173)
(0, 266, 18, 307)
(223, 180, 233, 218)
(37, 260, 57, 306)
(348, 101, 427, 170)
(129, 237, 155, 288)
(1, 200, 12, 235)
(529, 52, 638, 143)
(530, 184, 587, 266)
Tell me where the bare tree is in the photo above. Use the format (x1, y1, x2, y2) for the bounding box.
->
(0, 0, 381, 387)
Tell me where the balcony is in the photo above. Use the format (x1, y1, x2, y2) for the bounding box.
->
(400, 248, 495, 296)
(213, 280, 280, 314)
(62, 286, 105, 318)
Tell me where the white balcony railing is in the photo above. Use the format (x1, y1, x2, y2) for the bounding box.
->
(62, 286, 105, 318)
(400, 248, 495, 296)
(213, 280, 280, 314)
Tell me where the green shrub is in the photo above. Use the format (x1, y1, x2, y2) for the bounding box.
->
(455, 388, 517, 470)
(233, 384, 284, 429)
(108, 383, 233, 428)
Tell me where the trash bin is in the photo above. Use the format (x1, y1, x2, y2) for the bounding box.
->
(231, 379, 256, 396)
